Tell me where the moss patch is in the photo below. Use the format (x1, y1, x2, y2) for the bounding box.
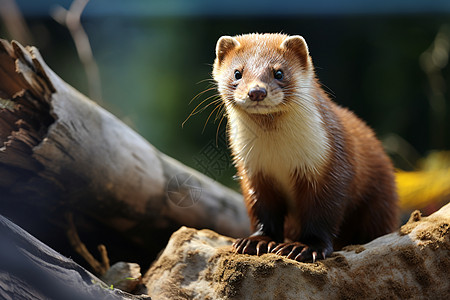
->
(341, 245, 366, 254)
(399, 210, 422, 236)
(322, 253, 350, 270)
(397, 245, 434, 289)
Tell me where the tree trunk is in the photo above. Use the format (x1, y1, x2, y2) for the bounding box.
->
(0, 39, 250, 269)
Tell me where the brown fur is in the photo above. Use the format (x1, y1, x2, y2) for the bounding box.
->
(213, 33, 398, 262)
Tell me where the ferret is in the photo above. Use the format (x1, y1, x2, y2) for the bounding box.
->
(212, 33, 398, 262)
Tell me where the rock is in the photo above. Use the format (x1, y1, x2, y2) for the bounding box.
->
(101, 262, 142, 293)
(144, 203, 450, 299)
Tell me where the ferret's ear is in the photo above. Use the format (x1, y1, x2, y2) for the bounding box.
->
(280, 35, 310, 67)
(215, 36, 240, 64)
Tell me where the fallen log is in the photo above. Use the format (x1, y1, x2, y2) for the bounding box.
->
(0, 39, 249, 268)
(144, 203, 450, 299)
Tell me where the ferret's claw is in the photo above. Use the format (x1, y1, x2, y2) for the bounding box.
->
(256, 240, 268, 256)
(267, 241, 278, 253)
(233, 236, 275, 256)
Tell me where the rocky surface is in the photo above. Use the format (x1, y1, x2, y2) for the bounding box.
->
(144, 203, 450, 299)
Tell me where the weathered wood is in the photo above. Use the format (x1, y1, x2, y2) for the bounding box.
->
(144, 203, 450, 299)
(0, 39, 250, 268)
(0, 214, 151, 300)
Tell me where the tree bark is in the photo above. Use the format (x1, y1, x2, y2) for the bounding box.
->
(0, 213, 151, 300)
(0, 39, 250, 269)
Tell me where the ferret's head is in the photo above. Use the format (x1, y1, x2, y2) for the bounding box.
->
(213, 33, 314, 116)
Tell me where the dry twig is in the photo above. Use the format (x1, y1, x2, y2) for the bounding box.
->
(66, 213, 110, 276)
(51, 0, 103, 103)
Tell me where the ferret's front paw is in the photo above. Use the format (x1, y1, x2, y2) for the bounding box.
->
(233, 236, 278, 256)
(271, 242, 332, 263)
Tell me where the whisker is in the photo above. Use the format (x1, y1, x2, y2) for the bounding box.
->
(202, 102, 223, 133)
(193, 96, 221, 115)
(214, 103, 226, 122)
(216, 113, 226, 147)
(196, 78, 217, 85)
(192, 101, 222, 124)
(182, 95, 221, 127)
(189, 86, 217, 105)
(243, 143, 255, 165)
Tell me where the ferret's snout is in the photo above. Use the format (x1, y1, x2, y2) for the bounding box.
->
(248, 87, 267, 102)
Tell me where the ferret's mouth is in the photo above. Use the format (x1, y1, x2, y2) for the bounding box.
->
(239, 101, 284, 115)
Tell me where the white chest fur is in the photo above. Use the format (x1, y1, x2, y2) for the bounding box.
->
(228, 103, 330, 199)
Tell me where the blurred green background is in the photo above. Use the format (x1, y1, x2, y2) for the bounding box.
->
(1, 0, 450, 192)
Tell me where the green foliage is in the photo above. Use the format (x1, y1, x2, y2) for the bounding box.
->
(4, 15, 449, 188)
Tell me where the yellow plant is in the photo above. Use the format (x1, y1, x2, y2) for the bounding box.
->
(396, 151, 450, 211)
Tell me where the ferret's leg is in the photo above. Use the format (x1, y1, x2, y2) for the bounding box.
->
(271, 213, 335, 262)
(271, 189, 341, 262)
(233, 173, 287, 256)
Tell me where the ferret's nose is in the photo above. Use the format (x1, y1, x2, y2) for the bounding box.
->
(248, 87, 267, 102)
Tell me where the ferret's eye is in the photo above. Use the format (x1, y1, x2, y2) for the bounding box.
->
(274, 70, 284, 80)
(234, 70, 242, 80)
